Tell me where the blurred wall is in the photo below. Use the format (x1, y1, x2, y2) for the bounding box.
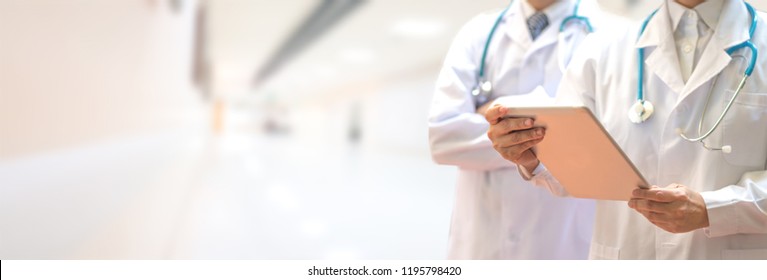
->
(360, 66, 439, 156)
(280, 62, 440, 158)
(0, 0, 204, 159)
(745, 0, 766, 10)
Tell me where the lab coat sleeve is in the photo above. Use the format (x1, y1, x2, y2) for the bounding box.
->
(517, 163, 570, 196)
(700, 12, 767, 237)
(428, 14, 515, 171)
(701, 170, 767, 237)
(518, 34, 602, 197)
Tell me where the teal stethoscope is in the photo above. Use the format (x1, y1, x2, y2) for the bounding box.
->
(472, 0, 593, 107)
(631, 1, 758, 153)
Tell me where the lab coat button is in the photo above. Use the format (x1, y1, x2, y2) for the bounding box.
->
(683, 44, 693, 53)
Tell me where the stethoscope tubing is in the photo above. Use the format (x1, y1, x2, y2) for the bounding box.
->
(636, 1, 758, 151)
(474, 0, 591, 104)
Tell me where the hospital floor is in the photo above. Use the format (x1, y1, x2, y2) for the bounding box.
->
(0, 126, 457, 259)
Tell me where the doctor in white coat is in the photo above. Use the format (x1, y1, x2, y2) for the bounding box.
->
(486, 0, 767, 259)
(429, 0, 598, 259)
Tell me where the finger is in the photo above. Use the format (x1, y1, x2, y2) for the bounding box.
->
(502, 117, 535, 133)
(476, 101, 494, 115)
(485, 105, 508, 124)
(490, 118, 536, 138)
(630, 207, 680, 233)
(488, 117, 536, 139)
(493, 128, 545, 148)
(628, 199, 673, 214)
(666, 183, 685, 189)
(631, 188, 677, 202)
(497, 138, 543, 162)
(648, 220, 674, 232)
(506, 138, 544, 160)
(645, 211, 670, 224)
(634, 208, 671, 224)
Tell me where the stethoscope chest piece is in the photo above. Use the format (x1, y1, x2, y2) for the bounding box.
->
(471, 0, 592, 109)
(471, 80, 493, 105)
(628, 99, 654, 124)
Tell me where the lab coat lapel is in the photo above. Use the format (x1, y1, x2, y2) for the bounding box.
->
(635, 4, 685, 95)
(558, 24, 578, 42)
(504, 1, 532, 51)
(679, 0, 751, 101)
(527, 22, 567, 55)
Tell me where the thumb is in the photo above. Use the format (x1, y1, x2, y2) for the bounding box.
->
(485, 105, 507, 125)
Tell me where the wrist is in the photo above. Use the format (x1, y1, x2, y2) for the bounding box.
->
(521, 159, 540, 175)
(694, 191, 710, 228)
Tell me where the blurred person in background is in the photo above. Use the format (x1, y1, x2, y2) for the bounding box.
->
(428, 0, 600, 259)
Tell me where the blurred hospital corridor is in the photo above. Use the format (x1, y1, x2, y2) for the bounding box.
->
(0, 0, 494, 259)
(3, 0, 767, 260)
(1, 122, 458, 259)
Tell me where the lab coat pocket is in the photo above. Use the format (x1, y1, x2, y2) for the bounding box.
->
(722, 91, 767, 167)
(721, 249, 767, 260)
(589, 243, 620, 260)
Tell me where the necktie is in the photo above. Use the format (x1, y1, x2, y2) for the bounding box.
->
(527, 11, 549, 40)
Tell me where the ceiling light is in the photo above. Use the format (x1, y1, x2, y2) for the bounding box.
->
(389, 19, 446, 38)
(338, 48, 377, 64)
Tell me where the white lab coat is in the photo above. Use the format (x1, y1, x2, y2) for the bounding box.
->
(428, 0, 597, 259)
(532, 0, 767, 259)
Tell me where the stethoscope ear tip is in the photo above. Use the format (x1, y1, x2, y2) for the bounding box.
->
(722, 145, 732, 154)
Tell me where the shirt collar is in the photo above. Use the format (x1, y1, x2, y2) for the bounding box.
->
(696, 0, 724, 30)
(520, 0, 536, 19)
(667, 0, 724, 31)
(520, 0, 571, 22)
(636, 0, 749, 50)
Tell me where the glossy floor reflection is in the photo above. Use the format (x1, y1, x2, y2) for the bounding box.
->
(0, 129, 457, 259)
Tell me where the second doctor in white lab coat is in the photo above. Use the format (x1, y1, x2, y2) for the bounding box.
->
(487, 0, 767, 259)
(429, 0, 599, 259)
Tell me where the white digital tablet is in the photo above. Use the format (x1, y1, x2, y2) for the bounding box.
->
(504, 106, 649, 201)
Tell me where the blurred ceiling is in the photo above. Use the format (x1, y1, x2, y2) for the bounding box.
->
(206, 0, 508, 101)
(253, 0, 366, 85)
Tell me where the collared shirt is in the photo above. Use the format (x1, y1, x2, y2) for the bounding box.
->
(666, 0, 724, 83)
(519, 0, 571, 36)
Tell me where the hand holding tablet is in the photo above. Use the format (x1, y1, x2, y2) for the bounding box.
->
(487, 106, 648, 201)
